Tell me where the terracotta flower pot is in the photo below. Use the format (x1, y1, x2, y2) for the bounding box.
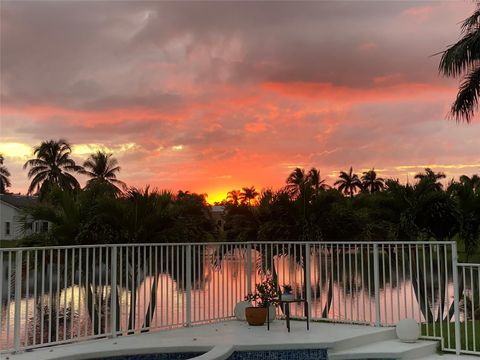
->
(245, 306, 267, 326)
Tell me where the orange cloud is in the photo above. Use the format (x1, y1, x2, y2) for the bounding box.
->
(261, 81, 453, 103)
(245, 122, 267, 133)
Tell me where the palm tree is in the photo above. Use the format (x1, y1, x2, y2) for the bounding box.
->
(361, 169, 385, 193)
(307, 167, 330, 194)
(439, 4, 480, 122)
(0, 154, 11, 194)
(334, 167, 362, 197)
(239, 186, 259, 206)
(23, 139, 83, 196)
(226, 189, 241, 205)
(81, 151, 126, 192)
(286, 168, 308, 198)
(414, 168, 446, 191)
(460, 174, 480, 192)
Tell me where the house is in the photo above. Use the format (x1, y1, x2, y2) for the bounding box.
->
(0, 194, 49, 242)
(211, 205, 225, 232)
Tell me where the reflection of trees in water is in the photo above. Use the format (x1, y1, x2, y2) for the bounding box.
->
(25, 303, 77, 345)
(246, 244, 458, 324)
(1, 243, 469, 343)
(118, 245, 207, 333)
(315, 245, 457, 323)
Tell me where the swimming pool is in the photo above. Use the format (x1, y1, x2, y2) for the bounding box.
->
(90, 349, 328, 360)
(226, 349, 327, 360)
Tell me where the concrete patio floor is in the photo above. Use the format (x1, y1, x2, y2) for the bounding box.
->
(4, 320, 478, 360)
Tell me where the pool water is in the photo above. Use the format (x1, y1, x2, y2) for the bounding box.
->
(226, 349, 327, 360)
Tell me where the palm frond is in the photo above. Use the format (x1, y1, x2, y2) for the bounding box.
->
(450, 65, 480, 123)
(439, 32, 480, 77)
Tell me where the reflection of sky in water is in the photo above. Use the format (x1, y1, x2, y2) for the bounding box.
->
(0, 246, 462, 351)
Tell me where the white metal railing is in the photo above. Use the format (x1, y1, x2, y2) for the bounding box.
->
(0, 241, 476, 356)
(450, 263, 480, 355)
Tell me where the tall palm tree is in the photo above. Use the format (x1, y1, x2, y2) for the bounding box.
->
(23, 139, 83, 196)
(286, 168, 308, 198)
(239, 186, 259, 206)
(334, 167, 362, 197)
(226, 189, 241, 205)
(439, 4, 480, 122)
(81, 151, 126, 192)
(0, 154, 11, 194)
(307, 167, 330, 194)
(361, 169, 385, 193)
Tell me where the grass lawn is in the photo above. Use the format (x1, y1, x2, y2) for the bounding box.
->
(423, 320, 480, 352)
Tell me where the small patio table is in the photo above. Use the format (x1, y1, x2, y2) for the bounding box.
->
(267, 299, 310, 332)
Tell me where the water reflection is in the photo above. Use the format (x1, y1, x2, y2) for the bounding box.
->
(0, 244, 467, 350)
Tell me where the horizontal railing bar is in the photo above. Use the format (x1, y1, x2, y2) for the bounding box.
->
(457, 263, 480, 267)
(0, 240, 457, 252)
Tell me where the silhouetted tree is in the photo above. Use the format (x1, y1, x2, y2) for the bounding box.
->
(439, 3, 480, 122)
(361, 169, 385, 193)
(226, 189, 241, 205)
(81, 151, 126, 193)
(0, 154, 11, 194)
(334, 167, 362, 197)
(24, 139, 82, 196)
(286, 168, 308, 198)
(307, 167, 330, 194)
(414, 168, 446, 192)
(239, 186, 259, 206)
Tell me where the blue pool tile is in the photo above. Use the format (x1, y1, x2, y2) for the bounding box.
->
(226, 349, 327, 360)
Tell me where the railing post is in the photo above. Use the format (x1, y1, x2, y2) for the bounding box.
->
(452, 242, 461, 355)
(247, 243, 252, 295)
(373, 244, 380, 326)
(186, 244, 192, 327)
(13, 249, 23, 353)
(110, 246, 117, 338)
(304, 243, 311, 320)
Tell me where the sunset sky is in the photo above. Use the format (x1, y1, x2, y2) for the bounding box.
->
(1, 1, 479, 203)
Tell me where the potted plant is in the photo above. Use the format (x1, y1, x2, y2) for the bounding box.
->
(244, 278, 279, 326)
(281, 284, 294, 301)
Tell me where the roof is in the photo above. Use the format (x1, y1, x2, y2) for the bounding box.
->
(211, 205, 225, 213)
(0, 194, 38, 209)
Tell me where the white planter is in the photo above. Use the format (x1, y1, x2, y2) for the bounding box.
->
(234, 300, 251, 321)
(396, 318, 420, 343)
(281, 293, 294, 301)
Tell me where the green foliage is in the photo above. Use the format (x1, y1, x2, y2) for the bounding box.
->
(245, 277, 280, 308)
(20, 184, 217, 246)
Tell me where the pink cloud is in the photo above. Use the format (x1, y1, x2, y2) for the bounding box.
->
(402, 6, 434, 21)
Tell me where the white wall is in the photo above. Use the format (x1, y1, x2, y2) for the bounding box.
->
(0, 201, 23, 241)
(0, 201, 49, 242)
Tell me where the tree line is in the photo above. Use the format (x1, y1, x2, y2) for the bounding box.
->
(0, 139, 479, 259)
(222, 167, 480, 260)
